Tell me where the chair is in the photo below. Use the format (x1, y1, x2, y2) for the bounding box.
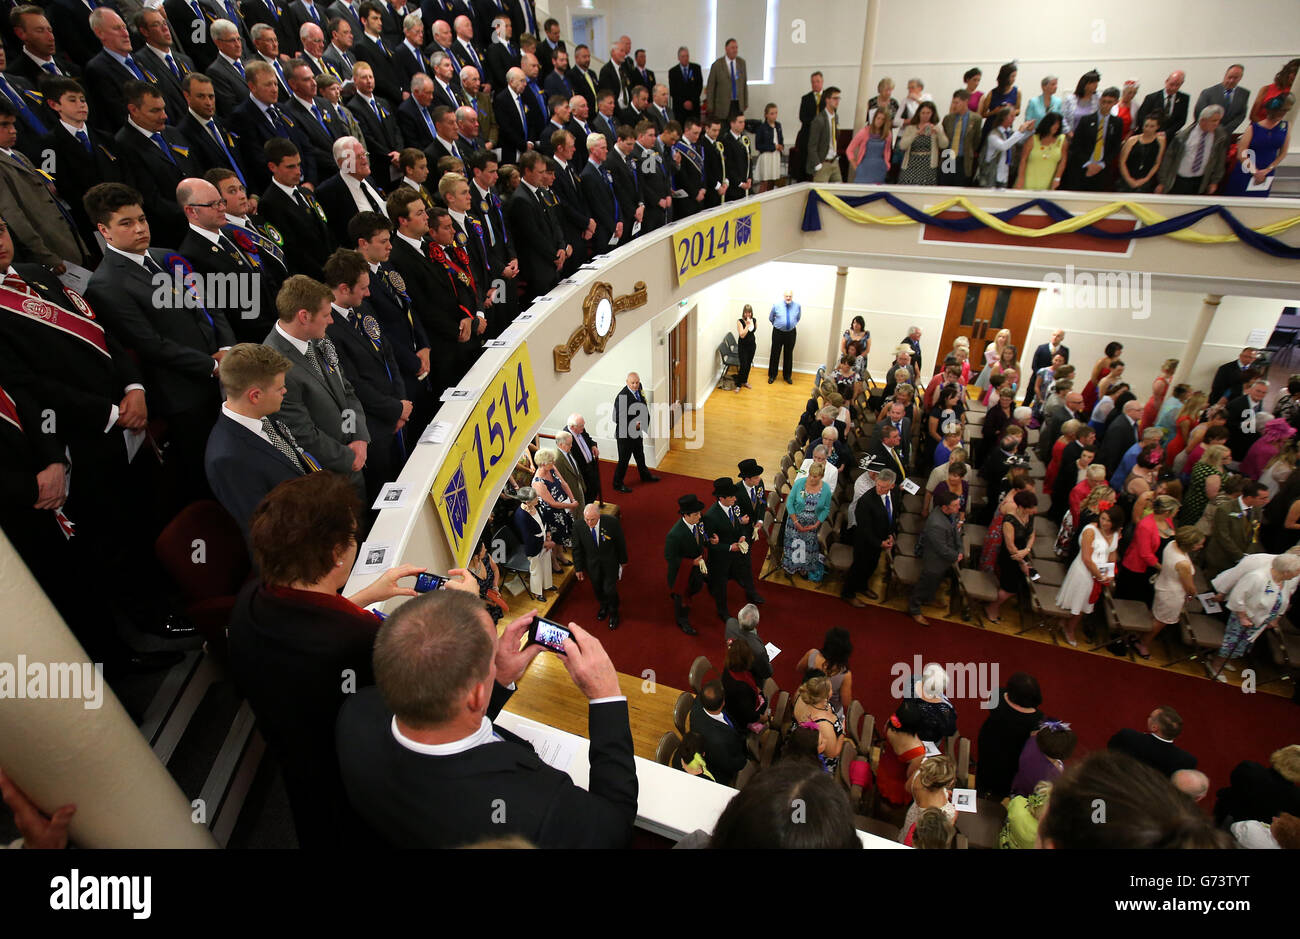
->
(846, 699, 866, 749)
(491, 522, 532, 595)
(1163, 609, 1228, 669)
(1264, 619, 1300, 685)
(1019, 579, 1070, 643)
(716, 339, 740, 387)
(794, 423, 808, 446)
(735, 761, 759, 790)
(1102, 590, 1157, 659)
(655, 731, 680, 766)
(895, 532, 919, 557)
(836, 738, 859, 791)
(1033, 559, 1068, 586)
(688, 655, 713, 694)
(887, 552, 923, 601)
(1033, 515, 1058, 541)
(954, 797, 1008, 849)
(957, 568, 1001, 628)
(762, 677, 780, 705)
(772, 690, 791, 732)
(153, 500, 251, 651)
(779, 453, 793, 475)
(673, 690, 694, 738)
(954, 736, 971, 789)
(899, 512, 924, 535)
(902, 489, 924, 515)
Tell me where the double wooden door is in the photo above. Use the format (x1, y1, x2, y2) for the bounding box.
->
(935, 282, 1040, 376)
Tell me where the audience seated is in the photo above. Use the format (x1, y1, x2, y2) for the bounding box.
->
(688, 679, 748, 786)
(1011, 720, 1077, 796)
(1108, 706, 1198, 776)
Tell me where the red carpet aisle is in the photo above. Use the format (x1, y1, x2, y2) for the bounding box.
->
(552, 468, 1300, 795)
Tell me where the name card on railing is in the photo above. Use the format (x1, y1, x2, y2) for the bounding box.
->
(431, 343, 540, 567)
(672, 202, 762, 284)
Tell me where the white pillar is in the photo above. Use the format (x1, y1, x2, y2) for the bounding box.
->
(0, 530, 217, 848)
(853, 0, 882, 129)
(828, 266, 850, 369)
(1171, 294, 1222, 388)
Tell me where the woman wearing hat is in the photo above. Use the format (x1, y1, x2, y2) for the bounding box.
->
(512, 487, 556, 601)
(1241, 417, 1297, 480)
(665, 494, 711, 636)
(783, 461, 832, 582)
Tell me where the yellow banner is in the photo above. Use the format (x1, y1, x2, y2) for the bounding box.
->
(672, 202, 762, 284)
(432, 343, 540, 567)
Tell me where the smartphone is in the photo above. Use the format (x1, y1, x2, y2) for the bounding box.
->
(414, 572, 448, 593)
(527, 614, 573, 655)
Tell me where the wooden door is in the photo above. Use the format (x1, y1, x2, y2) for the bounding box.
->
(934, 283, 1040, 376)
(669, 317, 689, 430)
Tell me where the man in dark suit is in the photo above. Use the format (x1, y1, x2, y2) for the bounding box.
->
(396, 76, 440, 150)
(667, 46, 702, 126)
(323, 15, 358, 78)
(316, 136, 388, 243)
(505, 0, 537, 46)
(0, 46, 49, 163)
(616, 83, 649, 130)
(688, 680, 747, 785)
(733, 458, 766, 552)
(257, 137, 336, 279)
(721, 112, 751, 201)
(873, 402, 912, 470)
(909, 490, 963, 626)
(165, 0, 220, 69)
(346, 61, 403, 181)
(534, 95, 570, 156)
(703, 477, 763, 621)
(110, 82, 199, 248)
(328, 0, 365, 42)
(84, 182, 234, 505)
(792, 71, 824, 182)
(842, 469, 898, 606)
(632, 121, 671, 232)
(572, 502, 627, 628)
(351, 0, 405, 104)
(671, 118, 706, 219)
(263, 274, 370, 492)
(1097, 399, 1142, 474)
(564, 412, 601, 505)
(1062, 86, 1123, 191)
(665, 494, 707, 635)
(45, 0, 107, 67)
(1023, 329, 1068, 408)
(464, 149, 516, 334)
(483, 13, 518, 91)
(579, 132, 622, 253)
(1135, 71, 1189, 136)
(700, 117, 728, 208)
(423, 105, 470, 185)
(605, 128, 641, 245)
(505, 150, 565, 301)
(1210, 348, 1260, 404)
(8, 7, 80, 85)
(611, 372, 660, 493)
(1194, 65, 1251, 134)
(282, 60, 344, 181)
(542, 47, 574, 100)
(545, 130, 593, 271)
(176, 73, 247, 182)
(228, 61, 319, 191)
(336, 589, 637, 847)
(533, 15, 563, 75)
(204, 19, 254, 115)
(205, 342, 307, 540)
(391, 15, 430, 87)
(84, 7, 166, 134)
(569, 43, 599, 112)
(134, 9, 198, 122)
(1108, 707, 1197, 776)
(598, 44, 632, 114)
(282, 0, 328, 56)
(321, 248, 409, 498)
(494, 66, 537, 162)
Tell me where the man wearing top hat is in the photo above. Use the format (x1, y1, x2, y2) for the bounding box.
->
(733, 457, 766, 558)
(704, 477, 765, 621)
(665, 493, 709, 635)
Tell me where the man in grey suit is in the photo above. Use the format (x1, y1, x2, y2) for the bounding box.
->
(804, 86, 841, 182)
(704, 38, 746, 122)
(263, 274, 370, 495)
(554, 430, 587, 509)
(1194, 65, 1251, 134)
(1157, 104, 1229, 195)
(724, 603, 771, 684)
(909, 490, 964, 625)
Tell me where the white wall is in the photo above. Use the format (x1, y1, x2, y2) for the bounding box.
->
(547, 0, 1300, 150)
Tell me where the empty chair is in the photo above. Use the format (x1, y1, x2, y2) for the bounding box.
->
(656, 730, 681, 766)
(1163, 610, 1229, 669)
(957, 567, 1001, 628)
(735, 761, 759, 790)
(762, 677, 779, 705)
(1103, 590, 1157, 659)
(895, 532, 919, 557)
(954, 736, 971, 789)
(846, 699, 866, 749)
(902, 489, 924, 515)
(794, 424, 808, 446)
(717, 340, 740, 386)
(955, 798, 1008, 849)
(888, 551, 923, 601)
(688, 656, 713, 694)
(900, 513, 924, 535)
(1020, 578, 1072, 643)
(1032, 559, 1067, 586)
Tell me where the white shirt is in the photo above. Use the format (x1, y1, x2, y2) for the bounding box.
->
(59, 118, 87, 138)
(128, 117, 160, 143)
(984, 126, 1033, 184)
(435, 132, 461, 157)
(274, 321, 311, 356)
(391, 715, 500, 755)
(343, 173, 384, 213)
(188, 223, 221, 244)
(395, 231, 424, 253)
(272, 178, 301, 200)
(1176, 125, 1211, 177)
(221, 402, 272, 445)
(106, 242, 150, 267)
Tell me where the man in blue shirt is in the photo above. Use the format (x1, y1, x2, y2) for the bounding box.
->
(768, 290, 800, 384)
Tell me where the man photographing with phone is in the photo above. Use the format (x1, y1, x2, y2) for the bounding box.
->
(336, 590, 638, 847)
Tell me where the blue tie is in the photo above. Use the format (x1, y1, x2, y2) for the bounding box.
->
(375, 36, 388, 56)
(165, 54, 180, 79)
(42, 62, 59, 75)
(124, 56, 145, 80)
(591, 526, 598, 544)
(311, 103, 328, 132)
(370, 97, 382, 120)
(234, 58, 246, 79)
(602, 168, 620, 221)
(421, 106, 435, 138)
(305, 2, 318, 23)
(208, 120, 245, 185)
(151, 132, 177, 165)
(530, 81, 547, 119)
(884, 493, 892, 522)
(0, 78, 46, 135)
(273, 61, 287, 89)
(75, 129, 90, 152)
(268, 106, 288, 136)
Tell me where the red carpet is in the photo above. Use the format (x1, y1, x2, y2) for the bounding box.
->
(555, 466, 1300, 796)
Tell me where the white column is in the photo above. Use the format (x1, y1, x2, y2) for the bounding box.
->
(0, 531, 217, 848)
(1171, 294, 1222, 388)
(828, 266, 850, 369)
(853, 0, 882, 130)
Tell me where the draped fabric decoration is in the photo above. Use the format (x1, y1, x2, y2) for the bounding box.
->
(801, 190, 1300, 260)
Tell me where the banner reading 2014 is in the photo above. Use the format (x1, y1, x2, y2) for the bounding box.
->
(432, 343, 539, 567)
(672, 202, 762, 285)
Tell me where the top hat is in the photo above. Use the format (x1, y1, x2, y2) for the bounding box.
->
(712, 477, 738, 498)
(737, 458, 764, 478)
(677, 494, 706, 514)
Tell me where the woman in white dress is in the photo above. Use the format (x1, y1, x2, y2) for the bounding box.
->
(1055, 505, 1122, 646)
(1147, 527, 1205, 658)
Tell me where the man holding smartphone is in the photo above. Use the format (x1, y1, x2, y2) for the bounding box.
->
(336, 590, 637, 847)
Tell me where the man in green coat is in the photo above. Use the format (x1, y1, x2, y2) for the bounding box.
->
(665, 494, 708, 635)
(703, 477, 764, 622)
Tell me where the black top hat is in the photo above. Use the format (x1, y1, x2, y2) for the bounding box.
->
(712, 477, 738, 498)
(677, 494, 706, 514)
(737, 458, 764, 478)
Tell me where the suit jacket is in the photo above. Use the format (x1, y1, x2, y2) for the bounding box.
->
(484, 40, 519, 93)
(853, 487, 899, 547)
(1195, 83, 1251, 133)
(386, 236, 476, 391)
(570, 65, 599, 112)
(256, 181, 337, 280)
(804, 108, 836, 175)
(572, 513, 627, 589)
(227, 97, 316, 192)
(283, 94, 344, 183)
(326, 305, 406, 437)
(1063, 110, 1123, 188)
(1097, 414, 1138, 474)
(941, 110, 984, 177)
(176, 110, 247, 180)
(1030, 342, 1069, 377)
(1135, 89, 1190, 135)
(589, 111, 617, 149)
(721, 131, 750, 200)
(317, 173, 386, 244)
(263, 325, 370, 480)
(421, 0, 472, 32)
(349, 92, 404, 176)
(542, 67, 574, 102)
(393, 41, 432, 90)
(633, 142, 671, 229)
(505, 182, 563, 299)
(604, 147, 640, 241)
(703, 500, 748, 576)
(178, 226, 278, 343)
(136, 45, 196, 122)
(0, 148, 89, 269)
(547, 159, 590, 253)
(39, 123, 121, 251)
(114, 124, 202, 246)
(352, 32, 406, 104)
(705, 55, 747, 120)
(450, 35, 487, 86)
(919, 507, 962, 572)
(579, 161, 620, 251)
(87, 248, 234, 417)
(597, 58, 632, 108)
(206, 54, 254, 117)
(337, 683, 637, 847)
(282, 0, 328, 56)
(45, 0, 108, 67)
(513, 503, 545, 554)
(1108, 728, 1197, 776)
(397, 97, 438, 150)
(323, 41, 357, 80)
(671, 140, 704, 219)
(1203, 498, 1261, 575)
(664, 516, 704, 590)
(326, 0, 365, 41)
(204, 412, 305, 539)
(364, 260, 428, 388)
(555, 447, 586, 508)
(1215, 760, 1300, 826)
(165, 0, 220, 69)
(7, 49, 81, 87)
(688, 698, 746, 786)
(668, 61, 703, 120)
(873, 416, 912, 466)
(1210, 359, 1253, 404)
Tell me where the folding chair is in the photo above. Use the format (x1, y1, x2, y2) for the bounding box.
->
(895, 532, 919, 557)
(954, 736, 971, 789)
(887, 551, 922, 602)
(735, 761, 759, 789)
(673, 690, 694, 738)
(716, 339, 740, 388)
(957, 567, 1001, 628)
(954, 797, 1008, 849)
(762, 677, 780, 705)
(836, 738, 859, 792)
(846, 699, 866, 749)
(655, 731, 680, 766)
(1033, 559, 1068, 586)
(1162, 606, 1228, 669)
(1018, 577, 1070, 644)
(794, 424, 808, 447)
(899, 512, 924, 535)
(688, 656, 713, 694)
(1102, 589, 1158, 659)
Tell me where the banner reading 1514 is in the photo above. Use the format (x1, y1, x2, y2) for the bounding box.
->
(432, 343, 539, 568)
(672, 202, 762, 285)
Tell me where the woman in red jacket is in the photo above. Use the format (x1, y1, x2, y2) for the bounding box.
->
(1115, 494, 1180, 605)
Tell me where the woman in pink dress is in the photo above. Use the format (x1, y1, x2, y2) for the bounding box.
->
(1140, 358, 1178, 432)
(1082, 341, 1123, 414)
